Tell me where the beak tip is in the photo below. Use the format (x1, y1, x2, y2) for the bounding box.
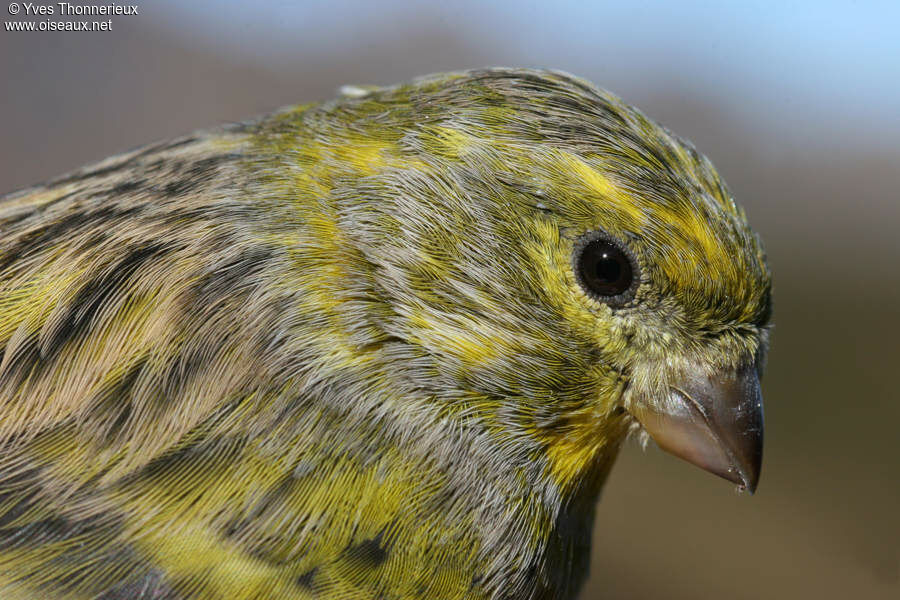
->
(709, 455, 760, 494)
(740, 453, 762, 495)
(736, 468, 759, 495)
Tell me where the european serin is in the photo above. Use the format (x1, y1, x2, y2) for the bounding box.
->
(0, 68, 771, 600)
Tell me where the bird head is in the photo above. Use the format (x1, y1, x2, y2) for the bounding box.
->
(268, 68, 771, 497)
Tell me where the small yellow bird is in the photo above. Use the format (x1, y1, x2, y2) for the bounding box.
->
(0, 69, 770, 600)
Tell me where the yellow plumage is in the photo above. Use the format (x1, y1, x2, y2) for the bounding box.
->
(0, 69, 770, 599)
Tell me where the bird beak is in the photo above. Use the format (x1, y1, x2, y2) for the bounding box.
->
(629, 362, 764, 493)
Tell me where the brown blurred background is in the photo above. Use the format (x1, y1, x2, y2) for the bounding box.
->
(2, 2, 898, 598)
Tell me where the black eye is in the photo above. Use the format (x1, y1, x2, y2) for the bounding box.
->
(573, 232, 638, 306)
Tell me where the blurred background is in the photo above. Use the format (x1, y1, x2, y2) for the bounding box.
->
(2, 1, 898, 598)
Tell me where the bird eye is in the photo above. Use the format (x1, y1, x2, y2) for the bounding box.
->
(573, 232, 638, 306)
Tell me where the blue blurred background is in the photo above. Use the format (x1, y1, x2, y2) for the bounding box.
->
(2, 1, 898, 598)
